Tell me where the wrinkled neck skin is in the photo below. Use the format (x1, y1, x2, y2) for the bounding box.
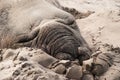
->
(0, 0, 91, 61)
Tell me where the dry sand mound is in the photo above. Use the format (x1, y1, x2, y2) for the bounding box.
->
(0, 48, 66, 80)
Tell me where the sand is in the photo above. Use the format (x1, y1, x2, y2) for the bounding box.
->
(58, 0, 120, 47)
(0, 48, 66, 80)
(0, 0, 120, 80)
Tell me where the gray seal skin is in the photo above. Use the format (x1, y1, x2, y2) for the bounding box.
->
(0, 0, 91, 62)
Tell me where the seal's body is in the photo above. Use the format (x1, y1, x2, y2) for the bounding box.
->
(0, 0, 91, 61)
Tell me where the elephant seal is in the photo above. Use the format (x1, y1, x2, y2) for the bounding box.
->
(0, 0, 91, 62)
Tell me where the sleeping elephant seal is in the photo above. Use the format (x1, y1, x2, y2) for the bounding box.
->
(0, 0, 91, 63)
